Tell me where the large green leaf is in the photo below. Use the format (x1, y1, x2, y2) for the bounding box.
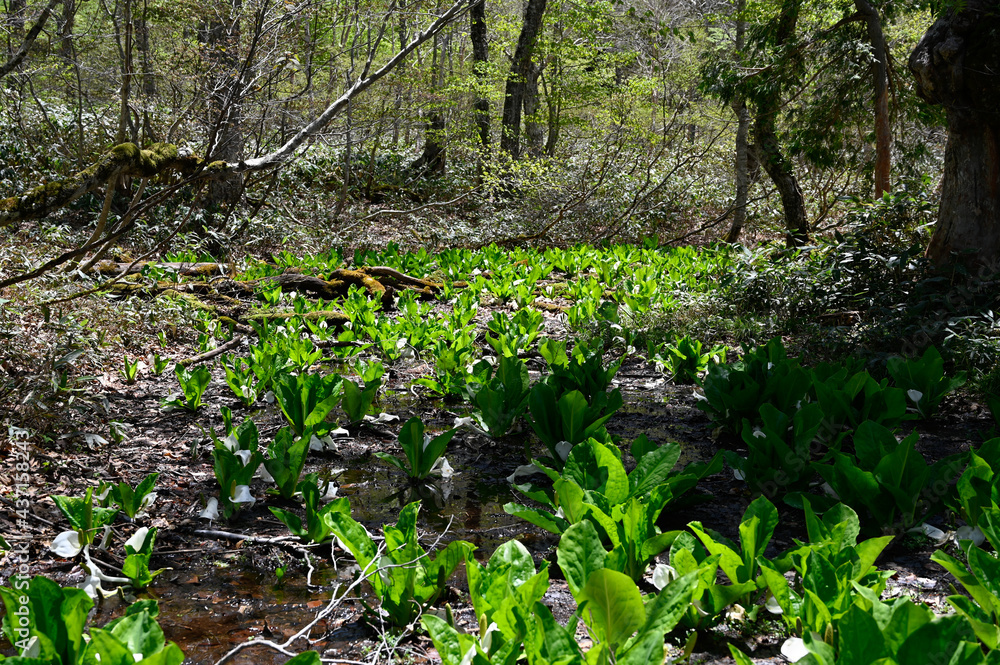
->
(557, 521, 608, 598)
(579, 569, 644, 651)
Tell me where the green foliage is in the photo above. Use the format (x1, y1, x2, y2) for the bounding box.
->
(108, 472, 159, 519)
(484, 309, 544, 357)
(413, 332, 476, 398)
(0, 576, 183, 665)
(658, 335, 726, 384)
(263, 426, 312, 500)
(161, 364, 211, 412)
(465, 355, 532, 438)
(527, 385, 622, 465)
(697, 338, 810, 435)
(556, 524, 700, 664)
(326, 501, 474, 627)
(811, 365, 908, 432)
(121, 355, 141, 384)
(51, 488, 119, 550)
(813, 422, 966, 533)
(273, 372, 343, 437)
(122, 527, 166, 589)
(341, 373, 382, 424)
(508, 437, 720, 580)
(887, 346, 966, 419)
(538, 338, 622, 403)
(375, 417, 456, 480)
(726, 402, 825, 496)
(270, 480, 349, 544)
(150, 353, 169, 376)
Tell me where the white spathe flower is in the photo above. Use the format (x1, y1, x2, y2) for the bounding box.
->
(199, 497, 220, 520)
(481, 622, 500, 654)
(234, 449, 253, 466)
(454, 416, 488, 437)
(257, 465, 274, 483)
(780, 637, 809, 663)
(555, 441, 573, 461)
(97, 525, 112, 551)
(956, 525, 986, 547)
(909, 522, 948, 545)
(125, 527, 150, 553)
(231, 485, 256, 506)
(765, 593, 784, 614)
(51, 530, 84, 558)
(18, 636, 40, 658)
(137, 491, 157, 514)
(907, 389, 924, 404)
(363, 412, 399, 424)
(310, 433, 338, 451)
(320, 483, 339, 502)
(752, 428, 766, 439)
(430, 456, 455, 480)
(221, 434, 239, 451)
(726, 603, 747, 623)
(263, 391, 275, 404)
(95, 486, 111, 502)
(651, 563, 676, 590)
(507, 464, 544, 484)
(733, 468, 746, 481)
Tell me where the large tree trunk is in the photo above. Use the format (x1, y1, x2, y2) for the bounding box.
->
(855, 0, 891, 198)
(910, 0, 1000, 270)
(200, 0, 245, 212)
(470, 0, 489, 154)
(752, 0, 808, 248)
(499, 0, 546, 160)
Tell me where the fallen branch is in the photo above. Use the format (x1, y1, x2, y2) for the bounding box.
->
(178, 336, 244, 367)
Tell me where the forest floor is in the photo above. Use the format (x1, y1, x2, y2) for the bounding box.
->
(1, 281, 992, 665)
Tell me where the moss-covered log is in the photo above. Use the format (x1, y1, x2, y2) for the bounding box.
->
(0, 143, 218, 227)
(87, 261, 233, 277)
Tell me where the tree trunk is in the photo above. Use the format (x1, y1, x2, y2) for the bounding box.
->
(410, 32, 447, 175)
(724, 0, 749, 244)
(909, 0, 1000, 270)
(855, 0, 891, 198)
(470, 0, 489, 154)
(752, 0, 808, 248)
(200, 0, 245, 212)
(523, 60, 544, 158)
(499, 0, 546, 160)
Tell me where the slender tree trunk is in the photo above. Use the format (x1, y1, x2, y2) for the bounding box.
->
(855, 0, 891, 198)
(752, 0, 808, 247)
(523, 60, 544, 157)
(909, 0, 1000, 269)
(469, 0, 489, 154)
(410, 31, 447, 175)
(499, 0, 546, 160)
(725, 0, 749, 244)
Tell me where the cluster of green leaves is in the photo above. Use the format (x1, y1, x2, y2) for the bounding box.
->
(0, 577, 183, 665)
(161, 364, 211, 412)
(528, 340, 625, 466)
(651, 335, 727, 384)
(506, 437, 720, 581)
(326, 501, 473, 627)
(375, 417, 456, 481)
(465, 355, 532, 438)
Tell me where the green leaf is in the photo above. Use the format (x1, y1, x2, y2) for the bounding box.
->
(558, 521, 608, 598)
(836, 604, 885, 665)
(579, 569, 644, 651)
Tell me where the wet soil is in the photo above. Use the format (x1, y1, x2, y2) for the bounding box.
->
(1, 339, 993, 664)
